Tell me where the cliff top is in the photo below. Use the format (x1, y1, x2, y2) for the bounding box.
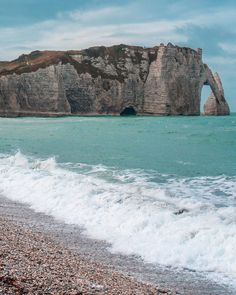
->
(0, 44, 201, 77)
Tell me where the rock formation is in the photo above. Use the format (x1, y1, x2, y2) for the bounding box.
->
(0, 44, 230, 117)
(204, 72, 230, 115)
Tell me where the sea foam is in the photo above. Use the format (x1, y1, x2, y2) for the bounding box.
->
(0, 151, 235, 285)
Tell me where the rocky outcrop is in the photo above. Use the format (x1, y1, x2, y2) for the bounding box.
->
(0, 44, 230, 117)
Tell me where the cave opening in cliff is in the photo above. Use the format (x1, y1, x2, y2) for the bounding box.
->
(120, 106, 137, 116)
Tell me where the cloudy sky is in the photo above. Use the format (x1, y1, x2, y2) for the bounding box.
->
(0, 0, 235, 110)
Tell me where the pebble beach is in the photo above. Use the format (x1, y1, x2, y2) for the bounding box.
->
(0, 215, 171, 295)
(1, 194, 235, 295)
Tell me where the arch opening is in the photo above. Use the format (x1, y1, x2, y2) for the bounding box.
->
(120, 106, 137, 116)
(200, 79, 214, 115)
(200, 85, 212, 114)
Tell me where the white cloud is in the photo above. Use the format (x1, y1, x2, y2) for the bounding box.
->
(206, 55, 236, 65)
(67, 6, 124, 22)
(0, 6, 189, 60)
(218, 43, 236, 54)
(187, 8, 236, 28)
(0, 4, 236, 60)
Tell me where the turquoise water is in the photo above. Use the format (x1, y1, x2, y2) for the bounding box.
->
(0, 114, 236, 286)
(0, 114, 236, 177)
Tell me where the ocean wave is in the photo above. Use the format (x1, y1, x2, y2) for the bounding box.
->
(0, 151, 236, 284)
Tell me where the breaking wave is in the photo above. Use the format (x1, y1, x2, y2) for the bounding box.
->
(0, 151, 236, 285)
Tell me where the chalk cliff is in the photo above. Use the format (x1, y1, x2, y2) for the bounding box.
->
(0, 44, 230, 117)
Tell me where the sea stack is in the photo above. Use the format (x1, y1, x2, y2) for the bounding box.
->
(0, 44, 230, 117)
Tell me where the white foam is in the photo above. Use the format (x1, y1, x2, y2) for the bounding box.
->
(0, 151, 236, 286)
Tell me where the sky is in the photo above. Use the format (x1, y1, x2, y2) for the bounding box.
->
(0, 0, 235, 110)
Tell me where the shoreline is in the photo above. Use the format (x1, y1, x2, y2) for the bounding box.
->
(0, 196, 234, 295)
(0, 112, 233, 118)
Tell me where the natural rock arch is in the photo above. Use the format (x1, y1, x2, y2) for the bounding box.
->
(200, 66, 230, 115)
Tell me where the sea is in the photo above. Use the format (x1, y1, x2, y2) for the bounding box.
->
(0, 114, 235, 290)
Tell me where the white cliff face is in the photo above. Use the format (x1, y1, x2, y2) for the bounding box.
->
(0, 65, 71, 116)
(0, 44, 230, 116)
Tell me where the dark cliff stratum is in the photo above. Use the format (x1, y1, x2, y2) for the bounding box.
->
(0, 44, 230, 117)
